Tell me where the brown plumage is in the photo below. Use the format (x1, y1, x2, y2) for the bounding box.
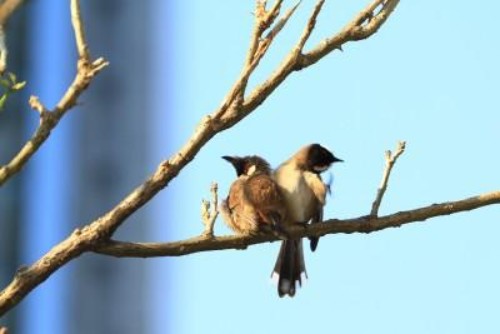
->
(272, 143, 342, 297)
(220, 155, 287, 236)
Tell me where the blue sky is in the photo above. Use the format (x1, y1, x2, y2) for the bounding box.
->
(10, 1, 500, 333)
(146, 1, 500, 333)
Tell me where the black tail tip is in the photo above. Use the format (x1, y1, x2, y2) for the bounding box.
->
(278, 279, 296, 298)
(309, 236, 319, 252)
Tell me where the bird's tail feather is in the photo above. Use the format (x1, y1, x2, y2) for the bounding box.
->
(271, 239, 307, 297)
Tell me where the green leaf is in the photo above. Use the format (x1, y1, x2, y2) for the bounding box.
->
(0, 93, 8, 110)
(11, 81, 26, 91)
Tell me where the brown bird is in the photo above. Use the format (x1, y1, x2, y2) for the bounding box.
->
(220, 155, 288, 236)
(272, 143, 343, 297)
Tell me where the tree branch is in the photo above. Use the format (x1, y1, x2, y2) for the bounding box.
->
(0, 0, 108, 186)
(370, 141, 406, 216)
(0, 0, 25, 73)
(236, 0, 400, 119)
(70, 0, 90, 61)
(295, 0, 325, 52)
(94, 190, 500, 257)
(2, 190, 498, 316)
(0, 0, 401, 316)
(201, 182, 219, 238)
(0, 0, 23, 25)
(300, 0, 400, 68)
(221, 0, 298, 114)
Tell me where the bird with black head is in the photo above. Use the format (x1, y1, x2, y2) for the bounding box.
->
(272, 143, 343, 297)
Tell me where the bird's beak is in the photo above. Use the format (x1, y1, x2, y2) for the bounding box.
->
(222, 156, 245, 176)
(222, 156, 237, 164)
(333, 156, 344, 163)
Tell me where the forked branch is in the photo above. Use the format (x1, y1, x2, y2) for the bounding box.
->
(201, 182, 219, 238)
(0, 0, 25, 73)
(1, 0, 403, 316)
(0, 0, 108, 186)
(371, 141, 406, 216)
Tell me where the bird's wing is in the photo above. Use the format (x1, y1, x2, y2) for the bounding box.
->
(304, 172, 328, 251)
(244, 173, 286, 226)
(223, 177, 259, 234)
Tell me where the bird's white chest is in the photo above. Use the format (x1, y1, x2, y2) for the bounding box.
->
(274, 167, 317, 222)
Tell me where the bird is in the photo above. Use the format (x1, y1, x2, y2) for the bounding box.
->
(220, 155, 288, 237)
(271, 143, 343, 297)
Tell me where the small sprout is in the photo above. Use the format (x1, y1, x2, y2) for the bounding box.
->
(0, 71, 27, 111)
(11, 81, 26, 91)
(0, 94, 7, 109)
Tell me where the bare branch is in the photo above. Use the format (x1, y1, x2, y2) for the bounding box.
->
(95, 190, 500, 258)
(300, 0, 400, 68)
(2, 190, 498, 316)
(0, 0, 108, 186)
(0, 0, 25, 73)
(220, 1, 299, 115)
(201, 182, 219, 238)
(0, 0, 401, 315)
(370, 141, 406, 216)
(0, 0, 23, 25)
(264, 2, 300, 43)
(246, 0, 284, 67)
(0, 225, 100, 316)
(70, 0, 90, 61)
(236, 0, 400, 120)
(28, 95, 49, 115)
(295, 0, 325, 52)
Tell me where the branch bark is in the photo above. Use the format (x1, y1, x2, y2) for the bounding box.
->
(0, 0, 23, 25)
(1, 190, 498, 316)
(0, 0, 25, 73)
(0, 0, 403, 316)
(371, 141, 406, 216)
(0, 0, 108, 186)
(201, 182, 219, 238)
(92, 191, 500, 258)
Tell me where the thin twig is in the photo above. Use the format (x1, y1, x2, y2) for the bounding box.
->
(0, 0, 108, 186)
(370, 141, 406, 216)
(70, 0, 90, 61)
(295, 0, 325, 52)
(0, 0, 23, 25)
(201, 182, 219, 237)
(0, 0, 24, 73)
(245, 0, 283, 67)
(231, 0, 400, 121)
(28, 95, 49, 115)
(221, 0, 298, 115)
(264, 1, 300, 42)
(300, 0, 399, 68)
